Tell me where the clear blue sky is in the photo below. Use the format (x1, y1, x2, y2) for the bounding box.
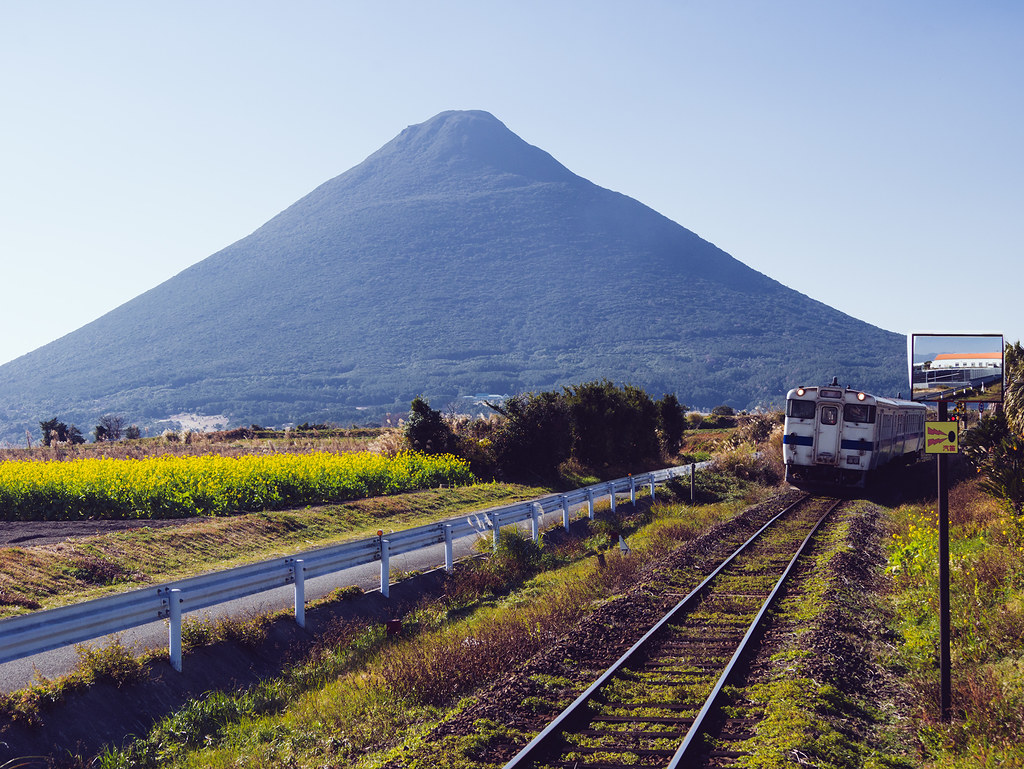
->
(1, 2, 1020, 369)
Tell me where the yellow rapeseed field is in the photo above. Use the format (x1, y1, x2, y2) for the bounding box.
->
(0, 451, 473, 520)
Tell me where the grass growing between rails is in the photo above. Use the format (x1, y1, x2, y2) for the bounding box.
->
(90, 472, 776, 768)
(0, 483, 541, 618)
(885, 477, 1024, 766)
(730, 501, 906, 769)
(0, 450, 473, 520)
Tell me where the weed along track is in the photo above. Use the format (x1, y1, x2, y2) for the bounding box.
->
(503, 494, 843, 769)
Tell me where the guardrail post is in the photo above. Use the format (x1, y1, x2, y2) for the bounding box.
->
(691, 461, 696, 502)
(531, 503, 540, 542)
(168, 588, 183, 672)
(293, 560, 305, 628)
(609, 482, 617, 513)
(629, 475, 636, 504)
(561, 496, 570, 531)
(649, 476, 656, 502)
(493, 512, 501, 551)
(587, 488, 595, 519)
(380, 539, 391, 599)
(444, 524, 454, 573)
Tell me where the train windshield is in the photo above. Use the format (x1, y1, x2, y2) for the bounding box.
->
(787, 399, 816, 419)
(844, 404, 876, 424)
(821, 406, 839, 425)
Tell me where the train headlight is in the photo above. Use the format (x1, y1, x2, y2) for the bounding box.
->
(857, 392, 866, 401)
(796, 388, 805, 396)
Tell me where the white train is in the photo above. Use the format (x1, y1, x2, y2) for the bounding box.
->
(783, 379, 927, 488)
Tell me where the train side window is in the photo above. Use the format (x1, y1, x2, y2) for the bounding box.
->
(844, 404, 876, 424)
(821, 406, 838, 425)
(787, 400, 816, 419)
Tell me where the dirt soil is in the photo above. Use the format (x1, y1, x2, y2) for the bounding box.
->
(0, 518, 207, 547)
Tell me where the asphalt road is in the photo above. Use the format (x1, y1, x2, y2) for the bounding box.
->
(0, 505, 580, 693)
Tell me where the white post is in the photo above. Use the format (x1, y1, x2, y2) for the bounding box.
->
(561, 496, 570, 531)
(493, 513, 501, 551)
(531, 503, 540, 541)
(380, 539, 390, 598)
(587, 488, 595, 519)
(609, 482, 617, 512)
(629, 475, 636, 504)
(168, 588, 183, 672)
(293, 560, 305, 628)
(444, 524, 454, 573)
(649, 476, 656, 502)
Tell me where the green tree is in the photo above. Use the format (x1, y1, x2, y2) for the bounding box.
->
(403, 396, 454, 454)
(40, 418, 65, 446)
(39, 418, 85, 446)
(1004, 340, 1024, 438)
(488, 391, 572, 481)
(563, 380, 660, 468)
(657, 393, 687, 454)
(67, 424, 85, 444)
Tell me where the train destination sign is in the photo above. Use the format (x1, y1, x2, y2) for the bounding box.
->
(925, 421, 959, 454)
(909, 333, 1004, 404)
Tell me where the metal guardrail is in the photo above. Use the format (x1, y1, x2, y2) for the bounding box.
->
(0, 464, 697, 671)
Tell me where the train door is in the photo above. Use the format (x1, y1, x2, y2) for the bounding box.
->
(814, 403, 842, 465)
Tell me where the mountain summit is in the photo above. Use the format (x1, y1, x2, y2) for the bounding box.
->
(0, 110, 905, 442)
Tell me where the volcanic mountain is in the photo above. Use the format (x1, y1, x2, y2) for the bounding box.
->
(0, 110, 905, 442)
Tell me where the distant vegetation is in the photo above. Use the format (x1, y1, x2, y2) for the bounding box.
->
(402, 380, 687, 483)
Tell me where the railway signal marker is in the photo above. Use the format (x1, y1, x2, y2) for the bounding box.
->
(925, 421, 959, 454)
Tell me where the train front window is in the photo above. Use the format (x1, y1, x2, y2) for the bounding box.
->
(844, 404, 876, 424)
(788, 399, 816, 419)
(821, 406, 838, 425)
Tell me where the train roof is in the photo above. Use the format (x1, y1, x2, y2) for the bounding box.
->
(785, 384, 924, 410)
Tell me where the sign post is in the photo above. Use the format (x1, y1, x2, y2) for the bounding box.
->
(936, 402, 953, 722)
(926, 412, 959, 720)
(912, 332, 1004, 724)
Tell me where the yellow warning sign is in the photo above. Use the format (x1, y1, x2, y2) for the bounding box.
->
(925, 421, 959, 454)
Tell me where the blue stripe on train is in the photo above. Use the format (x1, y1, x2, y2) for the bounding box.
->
(784, 435, 878, 451)
(782, 435, 814, 446)
(841, 439, 876, 451)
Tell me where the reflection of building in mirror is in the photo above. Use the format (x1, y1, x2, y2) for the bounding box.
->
(910, 335, 1004, 403)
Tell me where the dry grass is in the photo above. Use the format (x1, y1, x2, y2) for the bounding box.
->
(0, 429, 381, 463)
(378, 580, 590, 705)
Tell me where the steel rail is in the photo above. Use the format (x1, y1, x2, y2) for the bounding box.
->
(501, 493, 813, 769)
(668, 496, 841, 767)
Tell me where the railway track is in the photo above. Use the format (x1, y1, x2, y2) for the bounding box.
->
(503, 493, 843, 769)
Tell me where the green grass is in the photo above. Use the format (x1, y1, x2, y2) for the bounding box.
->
(884, 477, 1024, 767)
(91, 481, 772, 768)
(0, 483, 545, 618)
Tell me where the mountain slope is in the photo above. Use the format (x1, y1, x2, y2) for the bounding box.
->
(0, 110, 905, 443)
